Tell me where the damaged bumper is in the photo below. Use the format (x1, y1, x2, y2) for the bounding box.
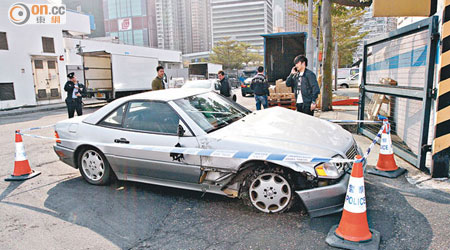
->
(296, 173, 350, 218)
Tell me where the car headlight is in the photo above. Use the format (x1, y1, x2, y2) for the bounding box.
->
(314, 155, 346, 179)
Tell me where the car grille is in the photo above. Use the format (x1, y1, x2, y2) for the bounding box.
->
(345, 142, 358, 160)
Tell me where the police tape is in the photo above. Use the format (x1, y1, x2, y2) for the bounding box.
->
(16, 119, 388, 165)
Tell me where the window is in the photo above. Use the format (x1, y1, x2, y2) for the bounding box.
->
(47, 60, 56, 69)
(0, 82, 15, 101)
(42, 37, 55, 53)
(0, 32, 8, 50)
(123, 101, 180, 134)
(99, 103, 127, 127)
(34, 60, 44, 69)
(131, 0, 142, 16)
(133, 29, 144, 46)
(108, 0, 117, 19)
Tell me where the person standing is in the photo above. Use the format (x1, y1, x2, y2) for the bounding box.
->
(286, 55, 320, 115)
(64, 72, 86, 118)
(251, 66, 269, 110)
(218, 70, 232, 100)
(152, 66, 165, 90)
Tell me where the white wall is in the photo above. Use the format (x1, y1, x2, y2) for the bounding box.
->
(0, 0, 90, 109)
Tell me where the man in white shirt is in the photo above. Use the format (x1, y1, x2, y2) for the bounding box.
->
(286, 55, 320, 115)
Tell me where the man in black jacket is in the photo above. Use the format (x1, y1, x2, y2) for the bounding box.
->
(64, 72, 86, 118)
(286, 55, 320, 115)
(251, 66, 269, 110)
(218, 70, 231, 100)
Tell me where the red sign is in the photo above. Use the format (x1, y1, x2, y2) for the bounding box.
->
(118, 18, 132, 31)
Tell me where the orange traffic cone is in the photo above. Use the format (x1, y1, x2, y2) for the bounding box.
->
(326, 155, 380, 250)
(368, 121, 406, 178)
(5, 130, 41, 181)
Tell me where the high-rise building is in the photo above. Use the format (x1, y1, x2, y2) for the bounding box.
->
(103, 0, 158, 47)
(63, 0, 106, 37)
(155, 0, 211, 54)
(211, 0, 273, 52)
(284, 0, 307, 32)
(355, 7, 397, 60)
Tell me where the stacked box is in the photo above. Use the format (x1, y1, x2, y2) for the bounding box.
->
(269, 85, 276, 94)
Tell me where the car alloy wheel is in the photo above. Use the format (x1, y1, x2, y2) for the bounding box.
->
(248, 172, 292, 213)
(79, 148, 112, 185)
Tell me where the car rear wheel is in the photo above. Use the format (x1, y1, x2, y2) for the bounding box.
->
(78, 147, 112, 185)
(242, 167, 295, 214)
(232, 95, 237, 102)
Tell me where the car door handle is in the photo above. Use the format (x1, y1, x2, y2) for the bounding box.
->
(114, 138, 130, 144)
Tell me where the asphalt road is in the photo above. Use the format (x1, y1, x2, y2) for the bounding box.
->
(1, 91, 449, 250)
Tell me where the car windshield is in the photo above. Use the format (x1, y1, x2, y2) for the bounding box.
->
(175, 92, 250, 133)
(243, 71, 256, 78)
(182, 80, 212, 89)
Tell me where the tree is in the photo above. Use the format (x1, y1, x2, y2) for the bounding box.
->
(294, 0, 372, 111)
(210, 38, 263, 69)
(291, 4, 367, 66)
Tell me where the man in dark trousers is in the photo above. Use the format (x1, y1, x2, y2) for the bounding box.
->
(152, 66, 165, 90)
(64, 72, 86, 118)
(251, 66, 269, 110)
(286, 55, 320, 115)
(218, 70, 231, 100)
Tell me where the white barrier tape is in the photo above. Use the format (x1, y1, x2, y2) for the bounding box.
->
(18, 132, 361, 164)
(19, 124, 55, 132)
(362, 124, 386, 159)
(327, 120, 382, 124)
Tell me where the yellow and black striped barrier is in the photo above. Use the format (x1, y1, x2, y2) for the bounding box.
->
(432, 0, 450, 177)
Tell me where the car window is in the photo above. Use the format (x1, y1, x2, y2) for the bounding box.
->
(123, 101, 180, 134)
(99, 103, 127, 127)
(175, 92, 249, 133)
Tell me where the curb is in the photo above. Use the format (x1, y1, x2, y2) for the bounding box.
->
(0, 101, 106, 118)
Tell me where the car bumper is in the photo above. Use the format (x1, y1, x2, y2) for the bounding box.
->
(241, 87, 253, 94)
(53, 144, 76, 168)
(295, 173, 350, 218)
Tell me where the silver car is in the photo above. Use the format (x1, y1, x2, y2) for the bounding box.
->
(182, 79, 237, 102)
(54, 89, 362, 217)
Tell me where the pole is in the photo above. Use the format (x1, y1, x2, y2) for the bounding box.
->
(334, 42, 338, 91)
(316, 4, 321, 76)
(307, 0, 314, 67)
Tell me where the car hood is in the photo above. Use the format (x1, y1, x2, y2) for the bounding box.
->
(202, 107, 354, 158)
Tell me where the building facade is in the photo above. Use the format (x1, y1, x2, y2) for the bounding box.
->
(103, 0, 158, 47)
(211, 0, 273, 52)
(63, 0, 106, 37)
(355, 6, 397, 60)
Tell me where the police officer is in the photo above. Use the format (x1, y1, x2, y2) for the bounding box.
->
(64, 72, 86, 118)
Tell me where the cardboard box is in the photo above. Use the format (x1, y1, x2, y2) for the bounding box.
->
(269, 85, 276, 94)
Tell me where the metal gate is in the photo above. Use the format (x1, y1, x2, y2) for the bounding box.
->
(358, 16, 439, 172)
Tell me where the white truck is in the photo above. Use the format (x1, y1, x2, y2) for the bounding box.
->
(81, 51, 158, 100)
(188, 62, 222, 80)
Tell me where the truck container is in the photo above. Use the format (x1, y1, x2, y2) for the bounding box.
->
(81, 51, 158, 100)
(188, 62, 222, 80)
(261, 32, 306, 108)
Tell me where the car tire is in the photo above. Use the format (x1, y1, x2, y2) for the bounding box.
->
(340, 84, 349, 88)
(241, 166, 295, 214)
(232, 95, 237, 102)
(241, 92, 246, 97)
(78, 147, 112, 185)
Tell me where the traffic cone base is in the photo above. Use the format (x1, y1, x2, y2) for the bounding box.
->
(326, 224, 381, 250)
(5, 170, 41, 181)
(367, 166, 406, 178)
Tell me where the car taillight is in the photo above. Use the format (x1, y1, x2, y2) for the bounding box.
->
(241, 84, 245, 88)
(55, 131, 61, 143)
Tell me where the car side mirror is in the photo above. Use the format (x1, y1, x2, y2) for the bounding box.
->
(178, 124, 185, 137)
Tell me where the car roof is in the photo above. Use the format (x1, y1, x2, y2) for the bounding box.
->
(121, 88, 210, 102)
(83, 88, 210, 125)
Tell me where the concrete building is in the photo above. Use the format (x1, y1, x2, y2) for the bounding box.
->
(63, 0, 106, 37)
(103, 0, 158, 47)
(355, 6, 397, 60)
(272, 0, 307, 33)
(0, 0, 91, 110)
(190, 0, 212, 53)
(211, 0, 273, 52)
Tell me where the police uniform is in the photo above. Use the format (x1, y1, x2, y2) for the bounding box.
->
(64, 72, 86, 118)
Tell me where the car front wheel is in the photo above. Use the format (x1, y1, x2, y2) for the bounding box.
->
(78, 147, 112, 185)
(242, 167, 295, 213)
